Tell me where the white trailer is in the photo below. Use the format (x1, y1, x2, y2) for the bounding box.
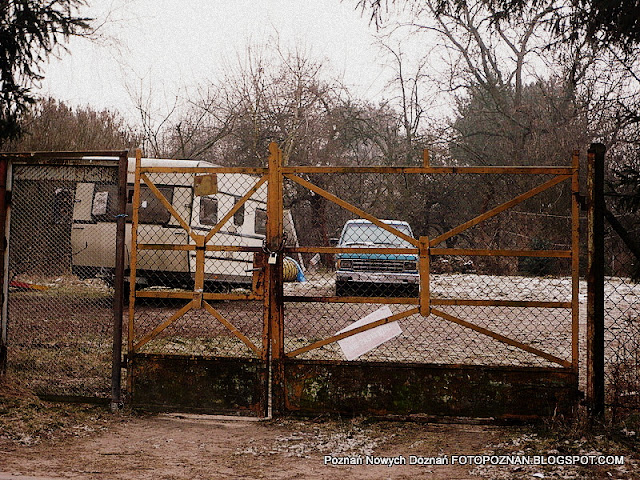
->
(71, 157, 268, 290)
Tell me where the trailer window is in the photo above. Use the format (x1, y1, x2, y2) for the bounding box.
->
(233, 196, 245, 227)
(125, 185, 173, 225)
(255, 208, 266, 235)
(199, 197, 218, 226)
(91, 184, 118, 222)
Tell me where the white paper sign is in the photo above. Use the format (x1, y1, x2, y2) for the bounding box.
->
(91, 191, 108, 216)
(337, 306, 402, 360)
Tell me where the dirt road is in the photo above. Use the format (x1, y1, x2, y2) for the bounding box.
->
(2, 400, 637, 480)
(1, 414, 503, 480)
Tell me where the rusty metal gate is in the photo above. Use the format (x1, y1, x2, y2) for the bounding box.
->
(128, 144, 580, 419)
(126, 149, 271, 415)
(0, 152, 128, 403)
(278, 151, 580, 418)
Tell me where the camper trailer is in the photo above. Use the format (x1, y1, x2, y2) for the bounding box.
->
(71, 157, 268, 291)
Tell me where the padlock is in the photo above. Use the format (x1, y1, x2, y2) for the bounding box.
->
(268, 252, 277, 264)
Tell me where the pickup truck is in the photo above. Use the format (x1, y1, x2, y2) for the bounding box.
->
(334, 219, 419, 297)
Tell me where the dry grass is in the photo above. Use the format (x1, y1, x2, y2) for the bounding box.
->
(0, 375, 121, 446)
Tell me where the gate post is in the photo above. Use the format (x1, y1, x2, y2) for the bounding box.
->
(126, 148, 143, 396)
(586, 143, 606, 418)
(266, 143, 285, 416)
(111, 151, 128, 410)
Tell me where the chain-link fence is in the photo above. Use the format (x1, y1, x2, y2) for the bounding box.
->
(282, 168, 578, 369)
(5, 158, 122, 399)
(603, 200, 640, 418)
(1, 148, 589, 416)
(128, 162, 267, 361)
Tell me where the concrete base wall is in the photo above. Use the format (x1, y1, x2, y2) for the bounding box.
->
(130, 354, 266, 416)
(284, 360, 578, 420)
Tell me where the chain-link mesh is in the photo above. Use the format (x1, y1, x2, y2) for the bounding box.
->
(283, 171, 575, 367)
(7, 163, 119, 398)
(603, 197, 640, 417)
(130, 166, 267, 359)
(6, 158, 584, 399)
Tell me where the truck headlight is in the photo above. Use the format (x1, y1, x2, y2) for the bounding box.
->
(338, 259, 353, 270)
(404, 260, 418, 272)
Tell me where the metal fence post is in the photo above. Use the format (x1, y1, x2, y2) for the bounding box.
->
(111, 151, 128, 410)
(0, 157, 9, 374)
(587, 142, 606, 418)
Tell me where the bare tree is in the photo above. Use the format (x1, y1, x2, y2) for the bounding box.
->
(2, 97, 139, 152)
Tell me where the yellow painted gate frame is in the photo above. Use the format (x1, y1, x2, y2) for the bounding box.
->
(127, 144, 580, 380)
(280, 149, 580, 370)
(126, 149, 272, 362)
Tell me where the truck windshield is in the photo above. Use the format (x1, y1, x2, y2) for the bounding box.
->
(341, 223, 414, 247)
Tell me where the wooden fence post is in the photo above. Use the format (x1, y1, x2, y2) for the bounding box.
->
(587, 142, 605, 418)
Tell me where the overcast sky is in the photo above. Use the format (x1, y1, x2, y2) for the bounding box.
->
(38, 0, 393, 123)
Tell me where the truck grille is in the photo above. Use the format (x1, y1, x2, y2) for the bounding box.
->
(350, 259, 406, 272)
